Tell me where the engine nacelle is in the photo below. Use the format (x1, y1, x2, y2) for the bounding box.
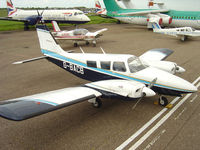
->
(144, 60, 185, 74)
(157, 14, 172, 25)
(86, 80, 155, 99)
(147, 14, 163, 25)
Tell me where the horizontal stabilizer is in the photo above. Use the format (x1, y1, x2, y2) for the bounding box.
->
(0, 87, 101, 121)
(13, 56, 47, 64)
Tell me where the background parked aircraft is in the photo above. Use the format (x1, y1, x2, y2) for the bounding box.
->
(51, 21, 107, 47)
(0, 0, 90, 30)
(152, 21, 200, 41)
(102, 0, 200, 29)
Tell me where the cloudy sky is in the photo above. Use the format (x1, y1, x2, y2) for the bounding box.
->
(0, 0, 200, 11)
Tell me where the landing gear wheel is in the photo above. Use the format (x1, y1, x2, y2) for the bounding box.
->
(74, 42, 78, 47)
(92, 98, 102, 108)
(181, 36, 187, 41)
(92, 41, 96, 47)
(86, 41, 89, 45)
(159, 96, 168, 106)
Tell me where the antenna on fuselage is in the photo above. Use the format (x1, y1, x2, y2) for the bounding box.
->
(79, 46, 85, 54)
(100, 47, 106, 54)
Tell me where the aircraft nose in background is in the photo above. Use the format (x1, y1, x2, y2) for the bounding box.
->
(83, 15, 91, 22)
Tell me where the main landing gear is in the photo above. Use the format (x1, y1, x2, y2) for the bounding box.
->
(158, 96, 168, 107)
(88, 98, 102, 108)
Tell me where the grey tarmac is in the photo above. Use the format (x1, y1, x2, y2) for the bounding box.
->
(0, 23, 200, 150)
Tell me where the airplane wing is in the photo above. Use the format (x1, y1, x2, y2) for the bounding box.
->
(0, 79, 155, 121)
(139, 48, 173, 61)
(0, 17, 29, 23)
(119, 9, 169, 16)
(0, 87, 101, 121)
(94, 28, 108, 35)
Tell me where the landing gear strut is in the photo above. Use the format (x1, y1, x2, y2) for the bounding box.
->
(88, 98, 102, 108)
(92, 41, 96, 47)
(24, 23, 29, 31)
(159, 96, 168, 106)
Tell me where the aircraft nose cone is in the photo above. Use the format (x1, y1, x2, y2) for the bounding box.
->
(176, 66, 185, 73)
(142, 87, 156, 97)
(187, 83, 198, 93)
(84, 15, 90, 22)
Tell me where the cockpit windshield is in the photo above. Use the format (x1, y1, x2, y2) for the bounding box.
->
(73, 29, 89, 35)
(128, 56, 147, 73)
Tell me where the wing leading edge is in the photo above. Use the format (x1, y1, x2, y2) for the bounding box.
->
(0, 87, 101, 121)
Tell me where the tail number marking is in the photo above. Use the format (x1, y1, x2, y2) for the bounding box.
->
(63, 62, 84, 74)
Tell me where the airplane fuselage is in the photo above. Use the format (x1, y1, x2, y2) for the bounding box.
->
(9, 9, 90, 24)
(108, 9, 200, 29)
(41, 49, 197, 97)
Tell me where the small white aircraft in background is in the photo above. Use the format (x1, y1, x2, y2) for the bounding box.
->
(51, 21, 108, 47)
(0, 0, 90, 30)
(152, 21, 200, 41)
(0, 25, 197, 121)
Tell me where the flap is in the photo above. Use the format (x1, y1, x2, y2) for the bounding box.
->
(0, 87, 101, 121)
(139, 48, 173, 61)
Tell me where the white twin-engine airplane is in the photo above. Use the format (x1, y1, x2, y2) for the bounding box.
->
(0, 0, 90, 30)
(152, 21, 200, 41)
(0, 25, 197, 121)
(51, 21, 108, 47)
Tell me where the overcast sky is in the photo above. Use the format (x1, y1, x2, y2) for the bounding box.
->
(0, 0, 200, 11)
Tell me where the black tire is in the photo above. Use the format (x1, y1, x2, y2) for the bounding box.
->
(86, 41, 89, 45)
(93, 98, 102, 108)
(159, 96, 168, 106)
(74, 43, 78, 47)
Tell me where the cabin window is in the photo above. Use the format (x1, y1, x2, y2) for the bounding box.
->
(113, 62, 126, 72)
(100, 61, 111, 70)
(87, 61, 97, 68)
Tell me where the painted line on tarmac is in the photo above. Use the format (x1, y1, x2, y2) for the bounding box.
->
(115, 76, 200, 150)
(190, 94, 198, 103)
(128, 79, 200, 150)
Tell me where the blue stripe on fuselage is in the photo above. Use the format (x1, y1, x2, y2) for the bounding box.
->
(41, 49, 193, 93)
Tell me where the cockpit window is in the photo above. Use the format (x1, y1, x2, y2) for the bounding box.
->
(128, 56, 147, 73)
(100, 61, 111, 70)
(113, 61, 126, 72)
(73, 29, 89, 35)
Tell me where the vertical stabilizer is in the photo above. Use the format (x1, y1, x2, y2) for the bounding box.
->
(6, 0, 17, 16)
(52, 21, 61, 32)
(36, 25, 64, 54)
(103, 0, 123, 11)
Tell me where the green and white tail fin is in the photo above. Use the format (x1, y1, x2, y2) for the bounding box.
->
(103, 0, 123, 11)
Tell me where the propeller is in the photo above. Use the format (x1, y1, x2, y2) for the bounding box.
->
(36, 9, 45, 24)
(132, 78, 157, 110)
